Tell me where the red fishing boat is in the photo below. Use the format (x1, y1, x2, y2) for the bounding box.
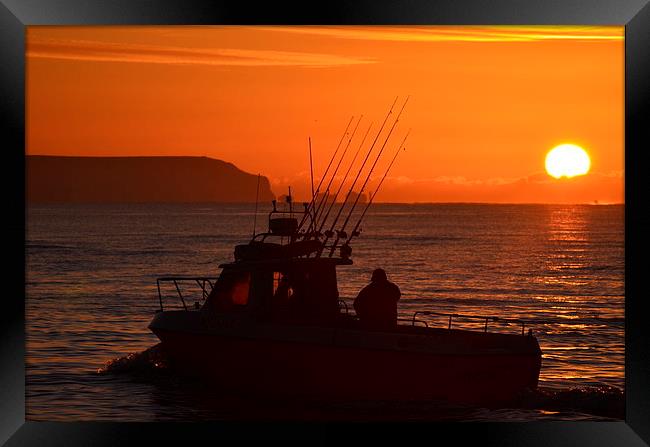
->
(149, 202, 541, 406)
(148, 101, 542, 405)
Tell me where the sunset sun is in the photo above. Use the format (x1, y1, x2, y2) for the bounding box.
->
(545, 144, 591, 179)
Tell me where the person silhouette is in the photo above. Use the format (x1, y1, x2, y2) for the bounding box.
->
(353, 268, 401, 331)
(273, 275, 293, 306)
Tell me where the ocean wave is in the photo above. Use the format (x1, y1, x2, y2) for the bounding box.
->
(513, 385, 624, 420)
(404, 286, 622, 298)
(26, 243, 78, 254)
(27, 242, 77, 249)
(374, 234, 467, 243)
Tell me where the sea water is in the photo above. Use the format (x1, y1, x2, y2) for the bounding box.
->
(26, 203, 624, 421)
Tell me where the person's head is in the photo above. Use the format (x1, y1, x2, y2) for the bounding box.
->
(371, 268, 387, 282)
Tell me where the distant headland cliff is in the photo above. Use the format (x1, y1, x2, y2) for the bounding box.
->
(27, 156, 275, 203)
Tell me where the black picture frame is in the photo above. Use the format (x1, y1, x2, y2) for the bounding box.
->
(2, 1, 649, 445)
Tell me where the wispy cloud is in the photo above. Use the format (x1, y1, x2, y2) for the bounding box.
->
(27, 37, 377, 67)
(251, 26, 623, 43)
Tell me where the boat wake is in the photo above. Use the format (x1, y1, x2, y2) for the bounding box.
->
(513, 385, 624, 420)
(96, 343, 169, 376)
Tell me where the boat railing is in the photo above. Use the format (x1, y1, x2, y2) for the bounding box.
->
(156, 277, 218, 312)
(398, 317, 429, 327)
(411, 310, 529, 335)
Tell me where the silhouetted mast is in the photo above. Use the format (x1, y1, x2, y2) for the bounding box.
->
(328, 96, 409, 257)
(296, 116, 354, 233)
(346, 129, 410, 247)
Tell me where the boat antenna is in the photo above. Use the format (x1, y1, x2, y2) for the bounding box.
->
(252, 173, 261, 238)
(346, 129, 410, 247)
(329, 96, 408, 256)
(296, 116, 354, 233)
(309, 115, 363, 236)
(316, 121, 373, 249)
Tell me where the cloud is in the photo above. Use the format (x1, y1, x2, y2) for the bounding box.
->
(251, 26, 624, 43)
(27, 37, 377, 68)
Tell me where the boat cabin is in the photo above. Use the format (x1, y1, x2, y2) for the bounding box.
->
(201, 257, 352, 326)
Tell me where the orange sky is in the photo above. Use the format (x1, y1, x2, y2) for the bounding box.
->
(26, 26, 624, 204)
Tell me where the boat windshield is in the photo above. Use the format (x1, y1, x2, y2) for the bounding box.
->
(203, 270, 251, 312)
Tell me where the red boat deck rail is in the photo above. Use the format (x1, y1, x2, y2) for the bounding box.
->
(156, 277, 218, 311)
(411, 310, 531, 335)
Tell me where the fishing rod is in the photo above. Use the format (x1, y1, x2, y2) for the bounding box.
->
(317, 121, 373, 235)
(308, 115, 363, 237)
(298, 116, 353, 233)
(315, 122, 373, 253)
(322, 97, 398, 245)
(295, 116, 354, 234)
(308, 137, 316, 231)
(345, 129, 411, 247)
(328, 96, 409, 257)
(308, 137, 315, 203)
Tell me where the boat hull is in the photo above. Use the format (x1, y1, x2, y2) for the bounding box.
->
(150, 312, 541, 405)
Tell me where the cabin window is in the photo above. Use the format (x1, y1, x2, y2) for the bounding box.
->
(207, 270, 251, 311)
(230, 272, 251, 305)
